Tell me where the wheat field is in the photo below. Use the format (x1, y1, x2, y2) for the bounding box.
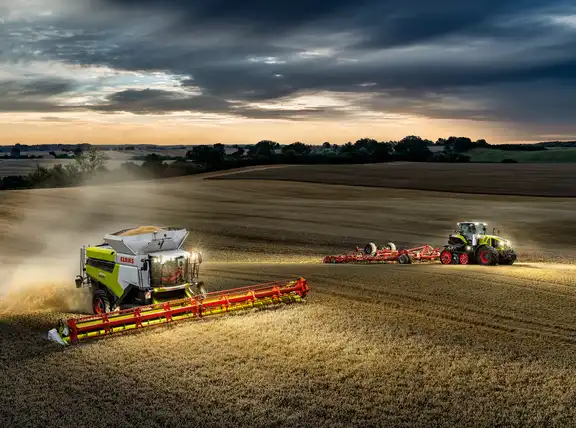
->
(1, 165, 576, 427)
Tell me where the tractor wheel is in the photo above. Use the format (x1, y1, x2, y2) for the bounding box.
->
(384, 242, 397, 251)
(459, 253, 470, 265)
(440, 249, 453, 265)
(364, 242, 378, 256)
(92, 289, 111, 315)
(476, 245, 498, 266)
(398, 254, 411, 264)
(500, 252, 517, 265)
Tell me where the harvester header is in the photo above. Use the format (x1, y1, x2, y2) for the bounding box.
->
(48, 277, 310, 346)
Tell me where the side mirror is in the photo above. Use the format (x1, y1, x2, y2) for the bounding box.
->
(141, 260, 148, 271)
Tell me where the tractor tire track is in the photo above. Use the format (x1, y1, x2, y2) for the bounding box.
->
(316, 287, 576, 344)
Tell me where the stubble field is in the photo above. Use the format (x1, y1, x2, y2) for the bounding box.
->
(208, 163, 576, 197)
(1, 164, 576, 427)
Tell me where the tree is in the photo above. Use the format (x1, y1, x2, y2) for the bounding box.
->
(11, 144, 21, 158)
(282, 142, 311, 155)
(394, 136, 432, 161)
(186, 145, 224, 166)
(322, 142, 331, 149)
(74, 147, 107, 173)
(232, 146, 245, 158)
(475, 139, 489, 147)
(250, 140, 279, 159)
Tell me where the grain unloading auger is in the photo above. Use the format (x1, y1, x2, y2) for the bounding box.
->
(47, 226, 310, 345)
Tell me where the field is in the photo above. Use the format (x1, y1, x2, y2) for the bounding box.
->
(467, 147, 576, 163)
(209, 163, 576, 197)
(1, 165, 576, 427)
(0, 158, 145, 177)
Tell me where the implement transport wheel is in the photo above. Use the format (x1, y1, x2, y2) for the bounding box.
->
(384, 242, 397, 251)
(398, 254, 411, 264)
(476, 245, 498, 266)
(440, 249, 452, 265)
(364, 242, 378, 256)
(459, 253, 470, 265)
(92, 289, 111, 315)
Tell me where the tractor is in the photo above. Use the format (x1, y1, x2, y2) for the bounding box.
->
(440, 221, 516, 266)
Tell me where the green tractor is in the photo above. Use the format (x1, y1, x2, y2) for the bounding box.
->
(440, 221, 517, 266)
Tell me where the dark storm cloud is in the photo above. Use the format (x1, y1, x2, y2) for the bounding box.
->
(0, 78, 75, 112)
(89, 88, 347, 120)
(0, 79, 73, 98)
(2, 0, 576, 125)
(102, 0, 370, 34)
(92, 89, 233, 114)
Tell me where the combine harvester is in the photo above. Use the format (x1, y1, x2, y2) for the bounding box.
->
(48, 226, 310, 345)
(323, 221, 516, 266)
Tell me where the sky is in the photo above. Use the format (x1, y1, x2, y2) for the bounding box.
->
(1, 0, 576, 145)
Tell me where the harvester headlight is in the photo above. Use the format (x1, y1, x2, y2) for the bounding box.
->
(145, 291, 152, 299)
(466, 246, 471, 251)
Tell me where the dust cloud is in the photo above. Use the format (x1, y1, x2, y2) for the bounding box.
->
(0, 179, 164, 313)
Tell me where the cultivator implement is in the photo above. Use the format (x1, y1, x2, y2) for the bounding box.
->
(323, 243, 441, 264)
(48, 277, 310, 346)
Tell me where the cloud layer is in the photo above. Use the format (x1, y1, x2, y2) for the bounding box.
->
(2, 0, 576, 141)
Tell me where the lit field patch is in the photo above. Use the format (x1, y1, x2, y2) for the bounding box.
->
(2, 263, 576, 427)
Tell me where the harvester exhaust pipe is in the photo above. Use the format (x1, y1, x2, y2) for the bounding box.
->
(47, 277, 310, 346)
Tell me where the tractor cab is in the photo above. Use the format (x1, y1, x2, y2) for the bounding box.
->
(449, 221, 487, 247)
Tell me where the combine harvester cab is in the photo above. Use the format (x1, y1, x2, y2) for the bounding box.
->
(48, 226, 310, 345)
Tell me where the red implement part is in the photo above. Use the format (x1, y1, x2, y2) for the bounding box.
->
(58, 277, 310, 345)
(323, 245, 441, 264)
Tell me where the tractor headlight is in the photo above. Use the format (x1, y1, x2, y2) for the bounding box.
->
(466, 246, 471, 251)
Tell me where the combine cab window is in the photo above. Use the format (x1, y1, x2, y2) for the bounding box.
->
(150, 256, 188, 287)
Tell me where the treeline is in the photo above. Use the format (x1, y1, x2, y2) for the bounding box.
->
(186, 136, 473, 166)
(535, 141, 576, 148)
(0, 135, 543, 191)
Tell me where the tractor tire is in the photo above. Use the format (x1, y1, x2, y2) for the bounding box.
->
(499, 252, 517, 265)
(92, 289, 111, 315)
(384, 242, 397, 251)
(364, 242, 378, 256)
(476, 245, 498, 266)
(440, 249, 453, 265)
(459, 253, 470, 265)
(397, 254, 411, 264)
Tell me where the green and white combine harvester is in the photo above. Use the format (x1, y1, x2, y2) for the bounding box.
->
(47, 226, 310, 345)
